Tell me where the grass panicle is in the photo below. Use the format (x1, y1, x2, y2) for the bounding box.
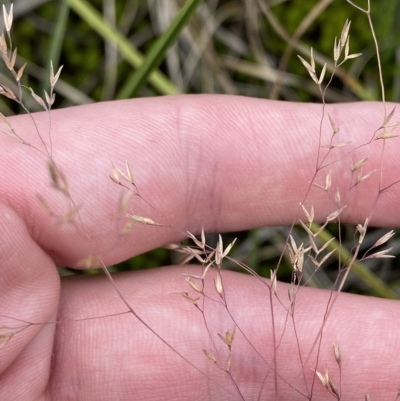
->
(0, 1, 399, 400)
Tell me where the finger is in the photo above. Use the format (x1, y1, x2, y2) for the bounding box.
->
(47, 266, 400, 400)
(3, 96, 397, 266)
(0, 203, 60, 399)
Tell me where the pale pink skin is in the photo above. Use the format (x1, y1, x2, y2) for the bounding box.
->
(0, 95, 399, 400)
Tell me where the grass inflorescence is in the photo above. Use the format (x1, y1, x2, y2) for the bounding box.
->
(0, 1, 400, 400)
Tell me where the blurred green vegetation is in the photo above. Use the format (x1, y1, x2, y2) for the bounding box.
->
(1, 0, 400, 297)
(5, 0, 400, 106)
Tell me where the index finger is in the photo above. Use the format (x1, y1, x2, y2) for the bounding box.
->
(2, 95, 397, 266)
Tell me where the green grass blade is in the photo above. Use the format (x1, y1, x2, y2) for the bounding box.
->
(311, 223, 400, 299)
(41, 0, 70, 93)
(117, 0, 203, 98)
(67, 0, 178, 95)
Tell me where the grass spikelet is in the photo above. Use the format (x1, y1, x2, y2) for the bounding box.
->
(218, 326, 236, 350)
(214, 273, 224, 297)
(333, 341, 341, 367)
(125, 213, 160, 226)
(2, 3, 13, 33)
(203, 349, 217, 364)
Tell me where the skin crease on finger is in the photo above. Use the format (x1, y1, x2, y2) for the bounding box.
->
(0, 95, 399, 400)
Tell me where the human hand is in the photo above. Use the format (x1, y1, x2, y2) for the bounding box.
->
(0, 95, 399, 400)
